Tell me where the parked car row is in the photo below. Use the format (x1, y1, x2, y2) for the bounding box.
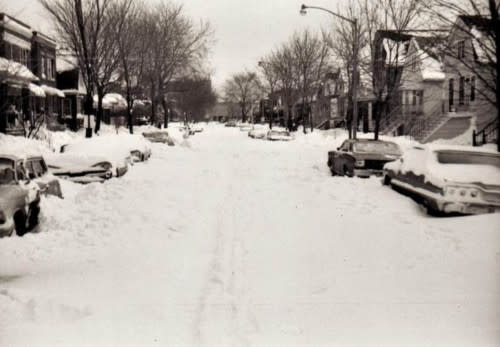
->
(1, 133, 160, 237)
(327, 138, 500, 216)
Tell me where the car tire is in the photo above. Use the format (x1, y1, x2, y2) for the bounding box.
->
(343, 165, 353, 177)
(14, 211, 27, 237)
(27, 202, 40, 230)
(383, 175, 391, 185)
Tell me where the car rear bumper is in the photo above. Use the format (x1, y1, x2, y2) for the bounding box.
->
(441, 201, 500, 214)
(353, 168, 384, 177)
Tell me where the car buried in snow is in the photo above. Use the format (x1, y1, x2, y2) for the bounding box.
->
(142, 131, 175, 146)
(327, 139, 402, 177)
(225, 120, 237, 127)
(383, 145, 500, 215)
(0, 155, 41, 237)
(266, 129, 293, 141)
(46, 153, 113, 184)
(59, 140, 129, 178)
(248, 126, 268, 139)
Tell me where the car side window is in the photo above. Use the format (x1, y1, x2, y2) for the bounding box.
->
(33, 160, 46, 177)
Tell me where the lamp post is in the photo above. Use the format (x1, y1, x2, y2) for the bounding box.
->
(300, 4, 359, 139)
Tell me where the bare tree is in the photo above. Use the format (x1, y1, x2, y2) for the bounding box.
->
(144, 2, 212, 128)
(40, 0, 112, 135)
(223, 71, 260, 123)
(268, 43, 298, 130)
(291, 30, 331, 132)
(258, 54, 280, 128)
(111, 0, 142, 134)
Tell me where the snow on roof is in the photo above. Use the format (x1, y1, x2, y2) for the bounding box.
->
(29, 83, 46, 97)
(41, 84, 65, 98)
(470, 26, 495, 64)
(56, 56, 78, 73)
(0, 57, 39, 82)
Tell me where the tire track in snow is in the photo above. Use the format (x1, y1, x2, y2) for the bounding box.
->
(192, 140, 256, 346)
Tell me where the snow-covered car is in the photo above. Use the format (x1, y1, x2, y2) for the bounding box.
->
(46, 153, 113, 184)
(25, 155, 63, 198)
(143, 131, 175, 146)
(248, 126, 268, 139)
(328, 139, 402, 177)
(266, 129, 293, 141)
(60, 138, 130, 177)
(121, 135, 152, 162)
(225, 120, 237, 127)
(0, 155, 41, 237)
(238, 123, 253, 132)
(383, 145, 500, 215)
(191, 124, 204, 133)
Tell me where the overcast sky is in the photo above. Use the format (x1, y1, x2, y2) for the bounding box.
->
(3, 0, 340, 91)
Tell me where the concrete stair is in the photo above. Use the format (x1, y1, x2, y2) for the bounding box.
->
(422, 114, 472, 143)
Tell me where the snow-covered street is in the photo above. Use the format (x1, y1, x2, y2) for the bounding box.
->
(1, 125, 499, 346)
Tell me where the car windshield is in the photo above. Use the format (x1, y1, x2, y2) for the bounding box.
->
(354, 141, 401, 155)
(437, 150, 500, 168)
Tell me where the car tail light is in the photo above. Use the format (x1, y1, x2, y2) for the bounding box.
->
(444, 185, 481, 199)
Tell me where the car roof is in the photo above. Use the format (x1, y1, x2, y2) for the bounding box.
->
(0, 154, 20, 161)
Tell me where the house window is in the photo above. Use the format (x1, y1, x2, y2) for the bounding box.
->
(471, 76, 476, 102)
(412, 90, 417, 105)
(459, 76, 465, 105)
(457, 40, 465, 59)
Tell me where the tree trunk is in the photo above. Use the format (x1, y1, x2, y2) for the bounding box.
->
(83, 92, 93, 137)
(95, 87, 104, 134)
(161, 97, 168, 128)
(150, 80, 156, 127)
(373, 100, 381, 140)
(126, 92, 133, 134)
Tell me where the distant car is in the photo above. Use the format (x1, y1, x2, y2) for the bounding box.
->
(0, 155, 41, 236)
(267, 129, 293, 141)
(225, 120, 237, 127)
(238, 123, 253, 131)
(46, 153, 113, 184)
(24, 155, 63, 198)
(327, 139, 402, 177)
(383, 145, 500, 215)
(191, 124, 204, 133)
(248, 126, 268, 139)
(143, 131, 175, 146)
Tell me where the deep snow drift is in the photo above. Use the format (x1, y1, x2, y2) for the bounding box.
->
(1, 124, 499, 347)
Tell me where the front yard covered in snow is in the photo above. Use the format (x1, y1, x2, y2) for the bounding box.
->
(0, 124, 499, 346)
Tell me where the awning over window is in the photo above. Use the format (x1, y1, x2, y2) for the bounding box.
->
(0, 57, 39, 83)
(29, 83, 46, 97)
(41, 84, 65, 98)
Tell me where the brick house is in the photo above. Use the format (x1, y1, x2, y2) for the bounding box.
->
(0, 12, 66, 135)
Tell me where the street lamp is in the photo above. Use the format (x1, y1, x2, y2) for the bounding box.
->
(300, 4, 359, 139)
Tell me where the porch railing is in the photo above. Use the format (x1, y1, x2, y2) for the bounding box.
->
(473, 118, 498, 146)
